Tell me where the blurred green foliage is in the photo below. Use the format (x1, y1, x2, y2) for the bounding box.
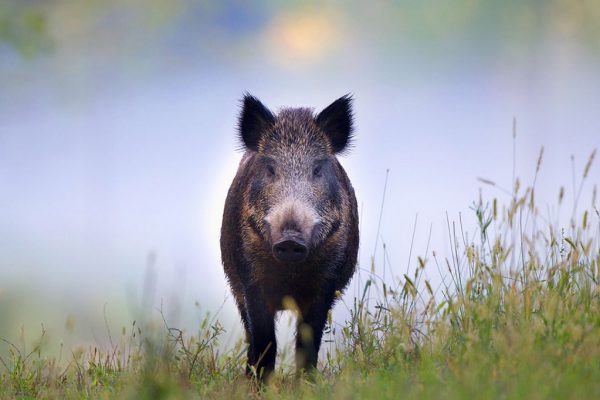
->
(0, 2, 51, 58)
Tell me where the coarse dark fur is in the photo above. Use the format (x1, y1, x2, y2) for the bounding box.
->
(220, 94, 359, 382)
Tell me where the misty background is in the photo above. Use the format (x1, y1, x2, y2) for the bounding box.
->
(1, 1, 599, 358)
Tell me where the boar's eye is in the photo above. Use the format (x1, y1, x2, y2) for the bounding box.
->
(313, 164, 322, 178)
(266, 164, 276, 176)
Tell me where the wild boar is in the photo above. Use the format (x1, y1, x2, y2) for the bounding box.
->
(220, 94, 359, 381)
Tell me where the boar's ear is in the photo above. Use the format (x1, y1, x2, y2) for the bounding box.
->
(316, 94, 354, 154)
(238, 94, 275, 151)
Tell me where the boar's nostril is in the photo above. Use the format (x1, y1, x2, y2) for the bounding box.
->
(272, 238, 308, 263)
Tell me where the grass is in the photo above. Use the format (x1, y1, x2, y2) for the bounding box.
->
(1, 148, 599, 399)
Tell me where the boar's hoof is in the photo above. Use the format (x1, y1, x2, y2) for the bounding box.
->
(272, 238, 308, 263)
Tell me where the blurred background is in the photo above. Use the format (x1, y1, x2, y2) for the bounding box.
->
(1, 0, 599, 358)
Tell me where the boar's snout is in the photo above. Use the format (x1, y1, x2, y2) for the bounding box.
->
(264, 199, 320, 264)
(272, 235, 308, 263)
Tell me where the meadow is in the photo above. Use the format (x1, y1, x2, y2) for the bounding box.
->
(1, 148, 598, 399)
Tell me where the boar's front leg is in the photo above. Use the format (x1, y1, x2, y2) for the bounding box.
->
(295, 287, 336, 372)
(244, 287, 277, 381)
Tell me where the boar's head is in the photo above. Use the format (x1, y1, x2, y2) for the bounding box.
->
(238, 94, 354, 264)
